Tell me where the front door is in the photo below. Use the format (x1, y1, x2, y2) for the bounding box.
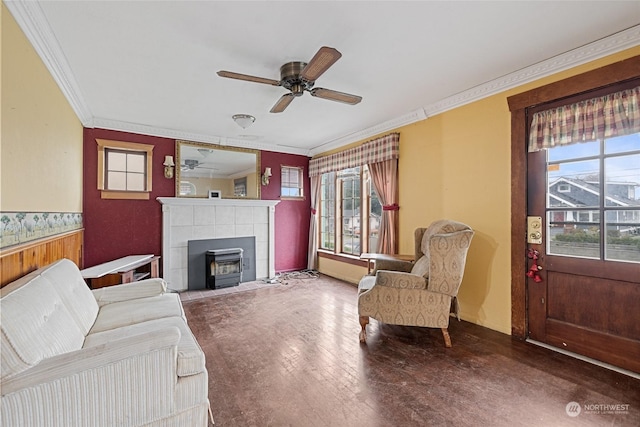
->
(526, 127, 640, 373)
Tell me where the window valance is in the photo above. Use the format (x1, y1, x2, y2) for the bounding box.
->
(528, 86, 640, 152)
(309, 133, 399, 176)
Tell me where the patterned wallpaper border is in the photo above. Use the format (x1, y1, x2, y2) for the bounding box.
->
(0, 212, 83, 249)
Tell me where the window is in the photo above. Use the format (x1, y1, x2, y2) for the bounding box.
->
(340, 167, 361, 255)
(547, 133, 640, 262)
(320, 172, 336, 251)
(281, 166, 304, 198)
(234, 177, 247, 197)
(105, 149, 146, 191)
(319, 165, 379, 256)
(97, 139, 154, 200)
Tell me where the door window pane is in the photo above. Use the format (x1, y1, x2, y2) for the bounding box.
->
(546, 133, 640, 263)
(604, 154, 640, 206)
(605, 210, 640, 262)
(547, 210, 600, 259)
(548, 140, 599, 162)
(548, 159, 600, 208)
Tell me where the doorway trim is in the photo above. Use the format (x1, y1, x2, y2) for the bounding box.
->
(507, 55, 640, 339)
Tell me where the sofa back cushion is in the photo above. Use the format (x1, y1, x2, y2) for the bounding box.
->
(1, 271, 86, 381)
(40, 259, 99, 335)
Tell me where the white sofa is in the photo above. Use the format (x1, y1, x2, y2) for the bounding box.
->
(0, 258, 210, 426)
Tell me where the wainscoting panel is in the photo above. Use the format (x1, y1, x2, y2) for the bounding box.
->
(0, 230, 84, 287)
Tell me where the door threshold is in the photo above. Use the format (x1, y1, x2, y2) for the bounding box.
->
(526, 339, 640, 380)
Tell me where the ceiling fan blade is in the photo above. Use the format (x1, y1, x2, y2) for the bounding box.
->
(310, 88, 362, 105)
(300, 46, 342, 81)
(270, 93, 295, 113)
(217, 70, 280, 86)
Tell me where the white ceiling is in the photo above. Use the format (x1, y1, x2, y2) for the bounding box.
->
(6, 1, 640, 156)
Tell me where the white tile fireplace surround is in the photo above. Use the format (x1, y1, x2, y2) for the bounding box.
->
(157, 197, 280, 292)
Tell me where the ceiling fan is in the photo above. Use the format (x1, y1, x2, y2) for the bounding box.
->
(217, 46, 362, 113)
(181, 159, 217, 172)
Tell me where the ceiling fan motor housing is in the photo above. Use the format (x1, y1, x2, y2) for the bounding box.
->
(280, 61, 313, 96)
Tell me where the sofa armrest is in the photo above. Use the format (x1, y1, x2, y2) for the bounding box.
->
(2, 328, 181, 426)
(92, 278, 167, 306)
(375, 270, 427, 290)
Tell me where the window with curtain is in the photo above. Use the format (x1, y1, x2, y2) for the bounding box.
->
(310, 132, 399, 263)
(530, 84, 640, 262)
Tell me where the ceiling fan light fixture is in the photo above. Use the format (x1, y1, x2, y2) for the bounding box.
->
(232, 114, 255, 129)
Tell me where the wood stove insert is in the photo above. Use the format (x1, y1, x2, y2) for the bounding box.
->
(205, 248, 243, 289)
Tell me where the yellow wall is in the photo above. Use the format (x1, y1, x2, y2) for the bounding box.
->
(1, 4, 83, 212)
(317, 47, 640, 335)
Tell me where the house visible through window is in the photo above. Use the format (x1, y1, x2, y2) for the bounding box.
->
(319, 165, 379, 257)
(97, 139, 154, 200)
(546, 133, 640, 262)
(281, 166, 304, 198)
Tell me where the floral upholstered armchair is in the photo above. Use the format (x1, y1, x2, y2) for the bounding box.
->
(357, 220, 474, 347)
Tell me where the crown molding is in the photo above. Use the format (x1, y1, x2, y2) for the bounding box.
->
(91, 118, 311, 156)
(5, 0, 94, 125)
(308, 108, 428, 157)
(312, 25, 640, 155)
(422, 25, 640, 118)
(8, 0, 638, 158)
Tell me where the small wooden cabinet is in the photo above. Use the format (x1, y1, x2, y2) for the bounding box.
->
(81, 255, 160, 289)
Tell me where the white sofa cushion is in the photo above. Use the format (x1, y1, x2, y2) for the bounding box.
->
(90, 293, 184, 334)
(84, 317, 206, 377)
(40, 259, 99, 335)
(0, 273, 85, 381)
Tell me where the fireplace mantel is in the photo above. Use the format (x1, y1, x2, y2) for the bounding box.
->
(157, 197, 280, 207)
(157, 197, 280, 291)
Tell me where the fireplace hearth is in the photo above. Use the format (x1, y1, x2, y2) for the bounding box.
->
(206, 248, 243, 289)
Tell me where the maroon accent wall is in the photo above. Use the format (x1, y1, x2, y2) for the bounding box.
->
(260, 150, 311, 273)
(83, 128, 175, 268)
(83, 129, 311, 273)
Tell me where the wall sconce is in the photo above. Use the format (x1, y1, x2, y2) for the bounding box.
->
(163, 155, 175, 179)
(262, 167, 272, 186)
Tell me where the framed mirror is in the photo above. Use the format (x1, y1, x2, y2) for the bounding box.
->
(176, 140, 261, 199)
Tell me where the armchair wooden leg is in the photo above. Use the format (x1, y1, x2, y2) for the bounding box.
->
(359, 316, 369, 343)
(441, 328, 452, 348)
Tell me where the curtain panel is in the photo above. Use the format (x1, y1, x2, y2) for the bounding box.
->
(307, 175, 321, 270)
(369, 159, 399, 254)
(528, 86, 640, 152)
(309, 133, 400, 176)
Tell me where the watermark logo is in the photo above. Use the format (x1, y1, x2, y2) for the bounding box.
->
(565, 401, 581, 417)
(566, 401, 630, 417)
